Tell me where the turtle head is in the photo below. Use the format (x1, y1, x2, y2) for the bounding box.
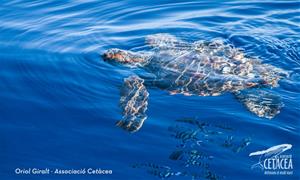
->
(102, 48, 148, 66)
(102, 48, 130, 63)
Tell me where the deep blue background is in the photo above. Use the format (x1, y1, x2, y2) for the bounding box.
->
(0, 0, 299, 179)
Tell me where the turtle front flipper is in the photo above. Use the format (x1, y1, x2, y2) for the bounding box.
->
(117, 76, 149, 132)
(234, 89, 284, 119)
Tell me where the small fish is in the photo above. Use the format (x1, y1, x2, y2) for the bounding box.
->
(205, 171, 222, 180)
(234, 137, 251, 153)
(169, 150, 184, 160)
(169, 126, 199, 144)
(222, 135, 234, 148)
(169, 149, 213, 168)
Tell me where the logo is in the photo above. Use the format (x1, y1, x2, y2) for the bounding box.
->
(249, 144, 293, 175)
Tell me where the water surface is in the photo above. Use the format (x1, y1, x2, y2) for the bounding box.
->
(0, 0, 299, 179)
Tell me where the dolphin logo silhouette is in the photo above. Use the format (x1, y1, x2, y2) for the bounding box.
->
(249, 144, 292, 170)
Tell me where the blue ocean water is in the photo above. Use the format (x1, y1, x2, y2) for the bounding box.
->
(0, 0, 299, 179)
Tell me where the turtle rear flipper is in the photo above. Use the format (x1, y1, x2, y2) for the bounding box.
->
(117, 76, 149, 132)
(234, 89, 284, 119)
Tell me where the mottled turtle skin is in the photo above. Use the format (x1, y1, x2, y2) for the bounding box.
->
(102, 34, 287, 132)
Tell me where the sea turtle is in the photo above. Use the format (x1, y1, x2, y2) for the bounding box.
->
(102, 33, 288, 132)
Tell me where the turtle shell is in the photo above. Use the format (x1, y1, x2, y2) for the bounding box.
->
(145, 40, 287, 96)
